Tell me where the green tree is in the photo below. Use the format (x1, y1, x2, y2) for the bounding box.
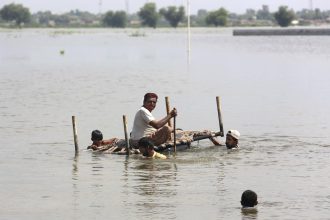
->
(138, 2, 158, 28)
(103, 10, 127, 27)
(274, 6, 295, 27)
(34, 11, 54, 26)
(313, 8, 323, 20)
(205, 7, 228, 27)
(0, 3, 31, 26)
(257, 5, 273, 20)
(159, 6, 185, 28)
(242, 9, 256, 21)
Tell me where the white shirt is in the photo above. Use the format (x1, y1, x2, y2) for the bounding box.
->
(131, 106, 156, 140)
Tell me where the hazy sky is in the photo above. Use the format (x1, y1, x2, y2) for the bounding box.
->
(1, 0, 330, 14)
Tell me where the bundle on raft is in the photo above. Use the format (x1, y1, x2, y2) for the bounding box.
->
(155, 130, 221, 152)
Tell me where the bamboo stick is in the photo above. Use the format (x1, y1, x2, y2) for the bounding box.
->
(173, 116, 177, 153)
(165, 96, 172, 127)
(216, 96, 224, 137)
(72, 116, 79, 154)
(187, 0, 191, 63)
(123, 115, 130, 156)
(193, 131, 222, 141)
(157, 131, 222, 152)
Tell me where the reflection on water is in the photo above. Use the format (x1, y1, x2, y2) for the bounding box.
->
(72, 155, 80, 215)
(130, 159, 178, 219)
(1, 28, 330, 219)
(241, 207, 258, 220)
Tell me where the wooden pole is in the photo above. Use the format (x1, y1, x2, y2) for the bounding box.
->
(123, 115, 130, 156)
(72, 116, 79, 154)
(165, 96, 172, 127)
(173, 115, 177, 153)
(187, 0, 191, 63)
(216, 96, 224, 137)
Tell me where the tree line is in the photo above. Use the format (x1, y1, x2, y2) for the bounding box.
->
(1, 2, 330, 28)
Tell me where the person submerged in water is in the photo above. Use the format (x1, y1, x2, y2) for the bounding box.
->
(138, 137, 167, 159)
(225, 130, 240, 149)
(241, 190, 258, 213)
(87, 130, 126, 152)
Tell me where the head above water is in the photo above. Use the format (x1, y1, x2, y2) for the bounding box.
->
(138, 137, 155, 156)
(143, 93, 158, 112)
(227, 130, 240, 140)
(143, 93, 158, 103)
(241, 190, 258, 208)
(138, 137, 154, 149)
(91, 130, 103, 142)
(225, 130, 240, 149)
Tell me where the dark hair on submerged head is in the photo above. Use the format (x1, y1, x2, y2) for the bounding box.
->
(138, 137, 154, 149)
(241, 190, 258, 207)
(91, 130, 103, 141)
(143, 93, 158, 102)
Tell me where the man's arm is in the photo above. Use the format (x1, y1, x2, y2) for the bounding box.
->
(101, 138, 117, 145)
(149, 108, 177, 129)
(209, 137, 222, 146)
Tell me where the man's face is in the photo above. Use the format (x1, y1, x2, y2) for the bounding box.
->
(225, 135, 237, 149)
(144, 97, 157, 112)
(92, 139, 102, 146)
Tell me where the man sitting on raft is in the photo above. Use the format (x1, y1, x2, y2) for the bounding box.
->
(130, 92, 177, 148)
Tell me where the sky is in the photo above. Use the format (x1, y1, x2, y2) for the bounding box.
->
(1, 0, 330, 14)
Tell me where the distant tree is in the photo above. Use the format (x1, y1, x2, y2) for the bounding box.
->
(205, 7, 228, 27)
(34, 11, 54, 25)
(257, 5, 273, 20)
(197, 9, 208, 18)
(111, 11, 127, 27)
(274, 6, 295, 27)
(243, 9, 256, 21)
(54, 14, 70, 26)
(193, 9, 208, 26)
(159, 6, 185, 28)
(68, 9, 98, 24)
(103, 10, 127, 27)
(0, 3, 31, 26)
(103, 11, 113, 26)
(313, 8, 323, 20)
(138, 2, 158, 28)
(296, 9, 314, 20)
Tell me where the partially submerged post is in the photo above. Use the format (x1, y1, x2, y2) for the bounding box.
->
(72, 116, 79, 154)
(123, 115, 130, 156)
(173, 115, 177, 153)
(216, 96, 224, 137)
(165, 96, 172, 127)
(186, 0, 191, 63)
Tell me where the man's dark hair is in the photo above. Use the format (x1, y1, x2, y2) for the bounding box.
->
(138, 137, 155, 157)
(143, 93, 158, 102)
(241, 190, 258, 207)
(91, 130, 103, 141)
(138, 137, 154, 149)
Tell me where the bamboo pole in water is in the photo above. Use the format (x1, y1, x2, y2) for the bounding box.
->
(72, 116, 79, 154)
(165, 96, 172, 127)
(216, 96, 224, 137)
(187, 0, 191, 62)
(173, 115, 177, 153)
(123, 115, 130, 156)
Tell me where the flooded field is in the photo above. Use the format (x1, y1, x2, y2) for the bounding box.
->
(1, 28, 330, 219)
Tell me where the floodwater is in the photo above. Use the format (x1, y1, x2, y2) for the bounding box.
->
(1, 28, 330, 219)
